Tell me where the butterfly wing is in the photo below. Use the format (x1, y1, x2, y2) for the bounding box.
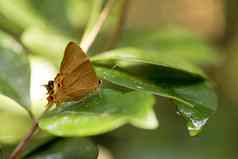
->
(51, 42, 100, 103)
(63, 59, 99, 90)
(64, 86, 99, 102)
(52, 61, 99, 102)
(60, 41, 89, 74)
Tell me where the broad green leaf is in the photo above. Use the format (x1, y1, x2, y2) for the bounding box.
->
(0, 0, 92, 36)
(0, 145, 15, 159)
(39, 89, 158, 136)
(94, 66, 217, 135)
(22, 135, 55, 158)
(92, 47, 206, 81)
(0, 14, 22, 37)
(30, 0, 74, 34)
(174, 82, 217, 136)
(0, 31, 31, 107)
(21, 27, 73, 67)
(118, 27, 221, 65)
(0, 95, 31, 144)
(67, 0, 93, 30)
(0, 0, 45, 33)
(0, 136, 54, 158)
(26, 138, 98, 159)
(29, 0, 92, 36)
(82, 0, 125, 39)
(176, 102, 210, 136)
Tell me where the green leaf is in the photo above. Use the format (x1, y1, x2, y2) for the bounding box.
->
(26, 138, 98, 159)
(118, 27, 221, 65)
(28, 0, 92, 36)
(0, 95, 31, 144)
(39, 89, 158, 136)
(0, 31, 31, 107)
(21, 27, 73, 67)
(174, 82, 218, 136)
(92, 47, 206, 81)
(0, 0, 45, 33)
(94, 66, 217, 135)
(0, 14, 22, 37)
(22, 135, 55, 158)
(0, 145, 15, 159)
(67, 0, 94, 30)
(176, 102, 210, 136)
(0, 0, 92, 36)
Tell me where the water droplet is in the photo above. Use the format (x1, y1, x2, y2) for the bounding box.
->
(187, 118, 208, 136)
(176, 103, 210, 136)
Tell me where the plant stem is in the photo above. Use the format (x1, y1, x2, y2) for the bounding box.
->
(9, 119, 39, 159)
(80, 0, 115, 52)
(9, 103, 52, 159)
(106, 0, 130, 50)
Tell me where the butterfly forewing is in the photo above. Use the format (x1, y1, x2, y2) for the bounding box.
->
(60, 42, 89, 74)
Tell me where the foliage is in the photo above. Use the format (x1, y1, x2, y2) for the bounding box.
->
(0, 0, 219, 158)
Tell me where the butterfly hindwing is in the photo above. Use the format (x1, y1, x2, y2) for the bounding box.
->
(62, 60, 99, 90)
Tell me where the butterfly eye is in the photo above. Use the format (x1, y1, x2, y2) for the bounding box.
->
(48, 80, 54, 85)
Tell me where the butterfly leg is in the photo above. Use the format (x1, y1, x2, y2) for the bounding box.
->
(94, 79, 103, 98)
(75, 95, 92, 106)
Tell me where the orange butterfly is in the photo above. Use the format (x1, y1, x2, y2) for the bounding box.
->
(45, 41, 101, 104)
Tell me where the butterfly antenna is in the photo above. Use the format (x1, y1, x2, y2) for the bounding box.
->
(41, 84, 47, 87)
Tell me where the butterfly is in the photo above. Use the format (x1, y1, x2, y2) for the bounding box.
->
(45, 41, 101, 104)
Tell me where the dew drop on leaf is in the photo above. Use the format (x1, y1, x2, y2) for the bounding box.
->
(187, 118, 208, 136)
(176, 102, 210, 136)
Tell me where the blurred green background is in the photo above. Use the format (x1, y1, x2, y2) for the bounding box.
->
(0, 0, 238, 159)
(98, 1, 238, 159)
(99, 1, 238, 159)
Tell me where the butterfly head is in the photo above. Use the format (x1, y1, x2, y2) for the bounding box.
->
(44, 80, 54, 94)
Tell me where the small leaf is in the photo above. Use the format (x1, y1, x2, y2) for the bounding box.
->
(39, 89, 158, 137)
(95, 66, 217, 135)
(118, 27, 221, 65)
(26, 138, 98, 159)
(92, 47, 206, 81)
(0, 31, 31, 107)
